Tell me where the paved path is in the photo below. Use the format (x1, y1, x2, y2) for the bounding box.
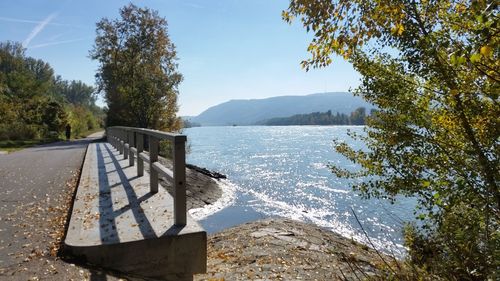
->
(0, 132, 133, 280)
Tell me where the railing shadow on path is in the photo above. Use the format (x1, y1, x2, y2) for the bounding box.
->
(96, 142, 158, 242)
(96, 143, 120, 244)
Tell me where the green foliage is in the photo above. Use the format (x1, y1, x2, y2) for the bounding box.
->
(66, 105, 100, 138)
(42, 100, 67, 132)
(54, 78, 97, 107)
(0, 41, 104, 141)
(90, 4, 183, 132)
(0, 123, 44, 140)
(349, 107, 366, 125)
(53, 79, 103, 138)
(285, 0, 499, 279)
(261, 108, 367, 125)
(404, 201, 499, 280)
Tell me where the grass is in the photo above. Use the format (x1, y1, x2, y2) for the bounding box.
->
(0, 139, 59, 153)
(0, 128, 105, 153)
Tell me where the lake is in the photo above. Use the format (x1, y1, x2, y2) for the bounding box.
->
(184, 126, 415, 256)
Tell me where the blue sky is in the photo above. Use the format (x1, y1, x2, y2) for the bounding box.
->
(0, 0, 360, 116)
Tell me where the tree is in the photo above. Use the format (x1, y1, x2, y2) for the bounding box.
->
(0, 41, 59, 139)
(90, 4, 183, 131)
(54, 78, 97, 107)
(284, 0, 498, 279)
(0, 41, 103, 140)
(349, 107, 366, 125)
(260, 108, 366, 125)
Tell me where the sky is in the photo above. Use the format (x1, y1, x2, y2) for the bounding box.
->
(0, 0, 361, 116)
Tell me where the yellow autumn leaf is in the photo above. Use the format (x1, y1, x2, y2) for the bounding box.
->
(397, 24, 405, 35)
(480, 46, 492, 57)
(391, 24, 405, 35)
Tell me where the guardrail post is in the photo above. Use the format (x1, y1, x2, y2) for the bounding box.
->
(128, 131, 135, 166)
(119, 129, 124, 155)
(123, 130, 129, 160)
(137, 133, 144, 176)
(109, 129, 112, 146)
(149, 136, 159, 193)
(108, 129, 114, 148)
(114, 129, 118, 149)
(173, 136, 187, 225)
(116, 129, 119, 151)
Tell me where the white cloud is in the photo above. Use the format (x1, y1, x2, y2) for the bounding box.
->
(22, 13, 57, 48)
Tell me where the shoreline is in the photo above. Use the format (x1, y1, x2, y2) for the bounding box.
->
(153, 158, 235, 217)
(188, 178, 236, 220)
(194, 218, 395, 280)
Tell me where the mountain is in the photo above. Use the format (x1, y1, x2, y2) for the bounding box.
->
(191, 92, 373, 126)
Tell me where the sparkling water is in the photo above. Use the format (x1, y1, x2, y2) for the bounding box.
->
(185, 126, 415, 256)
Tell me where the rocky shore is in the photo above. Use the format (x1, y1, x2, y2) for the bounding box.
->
(194, 218, 392, 280)
(155, 158, 226, 210)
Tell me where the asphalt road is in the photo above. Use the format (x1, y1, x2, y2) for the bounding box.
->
(0, 132, 129, 280)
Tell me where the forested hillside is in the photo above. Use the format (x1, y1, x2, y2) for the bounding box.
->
(260, 107, 370, 126)
(191, 92, 373, 126)
(0, 41, 104, 141)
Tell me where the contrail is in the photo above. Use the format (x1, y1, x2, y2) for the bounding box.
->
(0, 16, 44, 24)
(0, 16, 84, 28)
(29, 38, 87, 49)
(22, 13, 57, 48)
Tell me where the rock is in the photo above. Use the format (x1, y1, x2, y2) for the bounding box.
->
(186, 164, 227, 179)
(194, 218, 396, 281)
(154, 157, 224, 210)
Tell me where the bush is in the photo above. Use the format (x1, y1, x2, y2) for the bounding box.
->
(66, 105, 103, 138)
(404, 202, 499, 281)
(0, 123, 46, 140)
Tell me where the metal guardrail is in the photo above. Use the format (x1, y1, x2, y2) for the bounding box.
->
(106, 126, 187, 226)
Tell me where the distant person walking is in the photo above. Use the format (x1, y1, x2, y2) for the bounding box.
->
(65, 124, 71, 141)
